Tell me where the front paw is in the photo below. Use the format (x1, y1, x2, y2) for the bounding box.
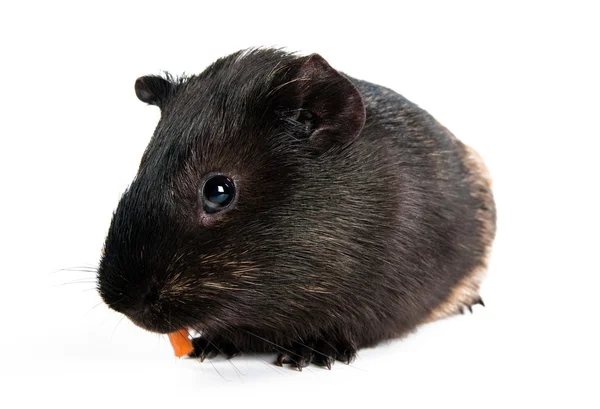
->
(275, 338, 357, 371)
(188, 336, 240, 361)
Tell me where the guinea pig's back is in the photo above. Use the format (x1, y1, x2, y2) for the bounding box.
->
(349, 75, 497, 326)
(423, 133, 497, 322)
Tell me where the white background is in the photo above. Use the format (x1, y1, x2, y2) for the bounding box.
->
(1, 1, 598, 408)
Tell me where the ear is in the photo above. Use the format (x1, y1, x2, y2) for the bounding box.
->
(134, 75, 173, 108)
(279, 54, 366, 148)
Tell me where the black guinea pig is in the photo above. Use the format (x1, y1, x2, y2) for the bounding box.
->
(97, 48, 496, 369)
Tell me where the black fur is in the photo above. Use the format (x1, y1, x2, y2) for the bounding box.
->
(97, 48, 496, 369)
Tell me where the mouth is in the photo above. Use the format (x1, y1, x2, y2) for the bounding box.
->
(125, 311, 185, 334)
(129, 316, 196, 357)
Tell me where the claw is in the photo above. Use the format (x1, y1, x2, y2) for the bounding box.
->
(344, 350, 352, 365)
(276, 353, 296, 367)
(189, 334, 357, 370)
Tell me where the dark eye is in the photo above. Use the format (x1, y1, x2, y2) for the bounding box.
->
(201, 175, 236, 213)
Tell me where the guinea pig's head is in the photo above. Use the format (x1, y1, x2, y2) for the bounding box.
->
(97, 49, 366, 335)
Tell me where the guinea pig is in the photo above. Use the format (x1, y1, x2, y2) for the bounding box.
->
(97, 48, 496, 370)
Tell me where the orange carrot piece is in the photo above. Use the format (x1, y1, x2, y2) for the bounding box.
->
(168, 329, 193, 357)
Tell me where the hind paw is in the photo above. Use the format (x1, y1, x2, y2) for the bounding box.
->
(459, 296, 485, 314)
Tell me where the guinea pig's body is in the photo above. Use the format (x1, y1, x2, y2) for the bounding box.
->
(98, 48, 496, 369)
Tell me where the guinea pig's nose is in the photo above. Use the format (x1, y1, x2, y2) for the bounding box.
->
(120, 296, 177, 334)
(124, 304, 160, 332)
(123, 304, 152, 322)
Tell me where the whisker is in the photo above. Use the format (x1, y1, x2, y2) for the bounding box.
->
(317, 337, 342, 357)
(59, 279, 98, 286)
(221, 328, 285, 376)
(184, 328, 241, 377)
(278, 334, 365, 372)
(255, 352, 286, 375)
(242, 329, 318, 372)
(51, 266, 98, 274)
(241, 329, 299, 359)
(208, 358, 230, 382)
(110, 315, 126, 341)
(282, 335, 335, 361)
(204, 338, 244, 378)
(81, 301, 104, 319)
